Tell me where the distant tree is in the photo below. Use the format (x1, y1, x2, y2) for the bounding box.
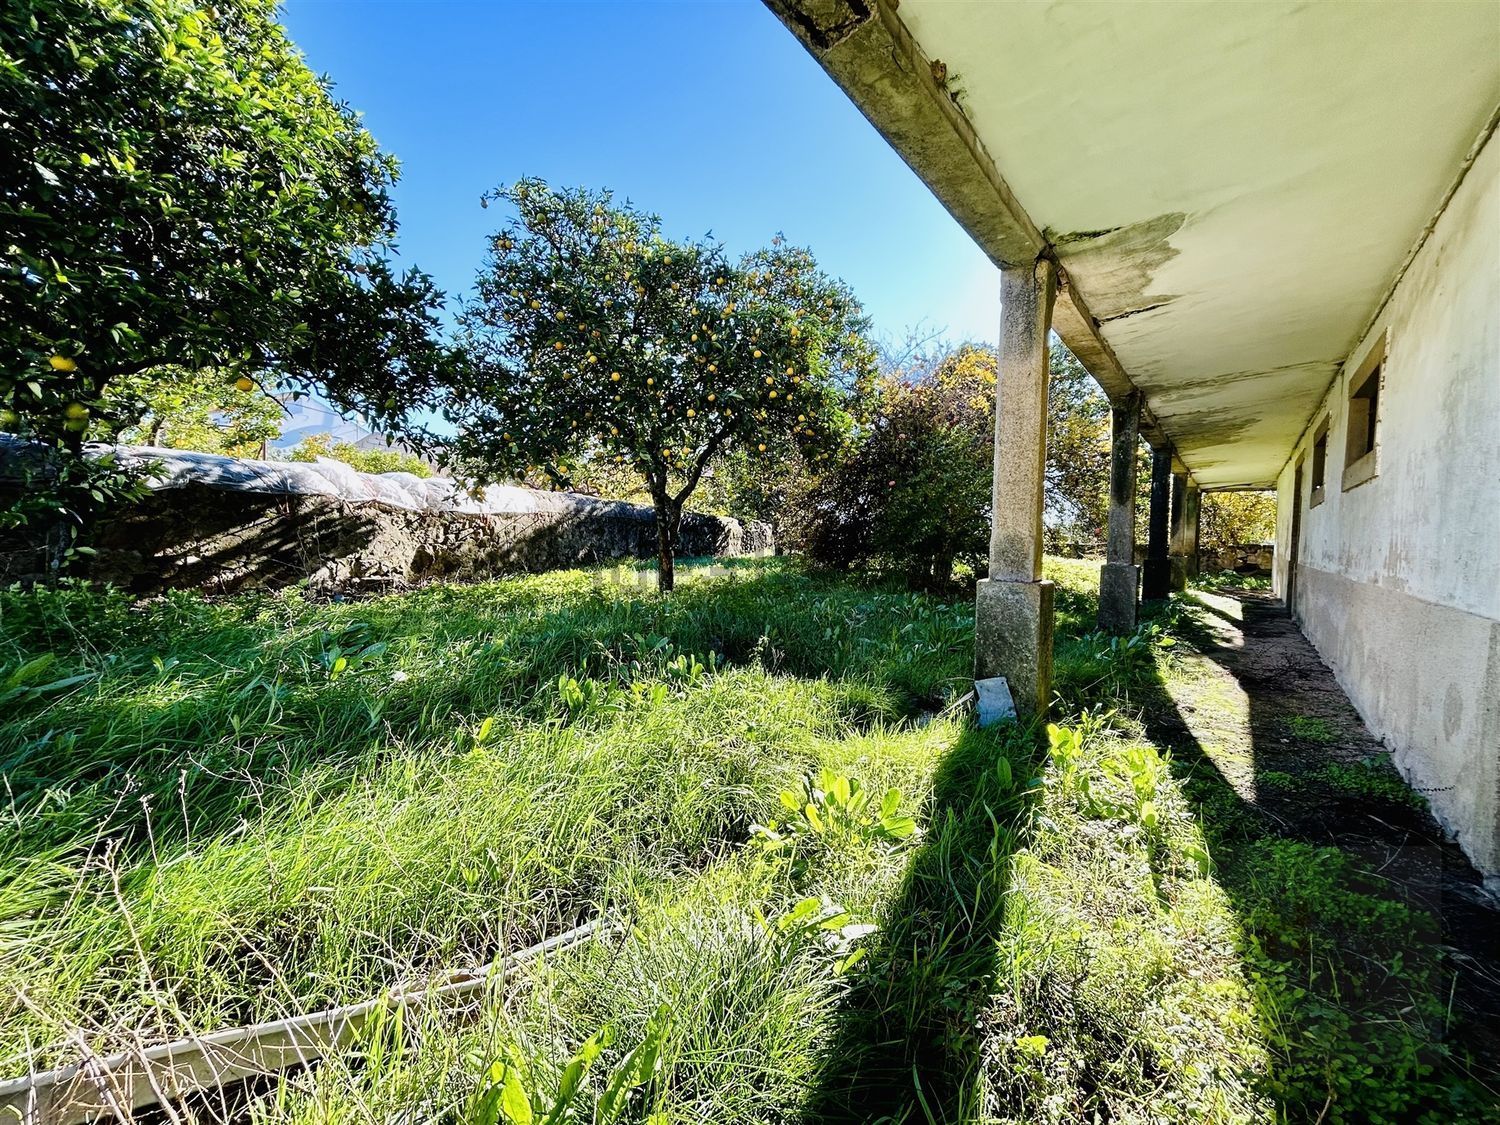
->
(1044, 345, 1112, 549)
(94, 367, 283, 457)
(804, 337, 1122, 583)
(1201, 490, 1276, 550)
(0, 0, 455, 567)
(689, 445, 819, 549)
(287, 433, 433, 478)
(447, 180, 873, 590)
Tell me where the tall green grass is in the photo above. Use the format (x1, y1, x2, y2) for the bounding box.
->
(0, 560, 967, 1072)
(3, 557, 1491, 1123)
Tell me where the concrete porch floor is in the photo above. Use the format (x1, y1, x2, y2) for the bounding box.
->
(1149, 587, 1500, 1074)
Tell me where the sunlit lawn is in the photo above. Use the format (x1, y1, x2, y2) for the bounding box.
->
(0, 558, 1489, 1122)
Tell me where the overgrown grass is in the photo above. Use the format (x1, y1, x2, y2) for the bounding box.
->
(0, 561, 970, 1071)
(1, 557, 1493, 1122)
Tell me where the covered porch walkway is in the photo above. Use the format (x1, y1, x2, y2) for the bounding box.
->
(1153, 586, 1500, 1067)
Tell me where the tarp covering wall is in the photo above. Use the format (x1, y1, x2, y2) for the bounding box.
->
(0, 438, 772, 592)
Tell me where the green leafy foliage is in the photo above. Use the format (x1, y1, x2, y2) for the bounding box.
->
(1194, 569, 1273, 592)
(1285, 713, 1338, 743)
(316, 621, 388, 682)
(1315, 759, 1430, 810)
(804, 344, 994, 588)
(751, 766, 916, 867)
(0, 652, 94, 706)
(1043, 343, 1116, 550)
(0, 0, 456, 539)
(553, 672, 620, 724)
(1200, 489, 1277, 550)
(805, 341, 1122, 586)
(1053, 618, 1175, 706)
(690, 444, 820, 548)
(468, 1005, 671, 1125)
(87, 365, 284, 456)
(1232, 839, 1473, 1123)
(444, 179, 874, 590)
(287, 432, 434, 477)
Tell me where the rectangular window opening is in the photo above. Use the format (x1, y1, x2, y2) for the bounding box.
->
(1342, 333, 1385, 491)
(1310, 421, 1328, 507)
(1347, 365, 1380, 463)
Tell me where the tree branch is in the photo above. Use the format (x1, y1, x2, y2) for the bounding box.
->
(673, 427, 732, 506)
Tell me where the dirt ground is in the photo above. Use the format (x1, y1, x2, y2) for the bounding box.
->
(1152, 587, 1500, 1071)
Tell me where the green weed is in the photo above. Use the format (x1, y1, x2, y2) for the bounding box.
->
(1316, 759, 1429, 811)
(1286, 713, 1339, 743)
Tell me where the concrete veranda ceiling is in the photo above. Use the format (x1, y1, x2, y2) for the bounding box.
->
(770, 0, 1500, 488)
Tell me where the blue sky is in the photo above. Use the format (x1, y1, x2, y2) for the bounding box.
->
(280, 0, 999, 355)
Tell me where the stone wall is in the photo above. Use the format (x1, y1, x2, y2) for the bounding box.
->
(1051, 540, 1274, 576)
(1201, 542, 1275, 576)
(5, 486, 772, 594)
(0, 440, 772, 593)
(60, 487, 770, 594)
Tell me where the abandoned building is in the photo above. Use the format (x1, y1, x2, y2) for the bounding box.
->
(766, 1, 1500, 885)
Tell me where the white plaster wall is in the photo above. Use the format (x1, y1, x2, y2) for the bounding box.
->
(1273, 128, 1500, 880)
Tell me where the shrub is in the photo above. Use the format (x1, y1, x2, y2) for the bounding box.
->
(804, 345, 993, 588)
(804, 341, 1118, 586)
(287, 432, 433, 477)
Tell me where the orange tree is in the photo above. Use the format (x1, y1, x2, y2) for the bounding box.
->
(0, 0, 455, 567)
(446, 180, 873, 591)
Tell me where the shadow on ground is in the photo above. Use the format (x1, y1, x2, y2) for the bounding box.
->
(801, 583, 1499, 1123)
(1139, 587, 1500, 1116)
(802, 723, 1038, 1124)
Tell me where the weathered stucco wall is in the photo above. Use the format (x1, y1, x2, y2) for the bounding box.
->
(1273, 128, 1500, 884)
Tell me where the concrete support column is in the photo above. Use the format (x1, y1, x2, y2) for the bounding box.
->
(1168, 471, 1190, 592)
(976, 257, 1056, 720)
(1185, 484, 1202, 582)
(1142, 448, 1172, 601)
(1098, 392, 1141, 634)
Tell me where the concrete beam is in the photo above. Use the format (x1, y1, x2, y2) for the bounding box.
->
(764, 0, 1042, 266)
(1098, 391, 1141, 634)
(1053, 273, 1170, 453)
(977, 258, 1056, 719)
(761, 0, 1175, 452)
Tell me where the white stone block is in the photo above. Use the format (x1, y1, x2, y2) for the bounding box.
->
(976, 676, 1017, 727)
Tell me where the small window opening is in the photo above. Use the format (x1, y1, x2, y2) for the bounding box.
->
(1310, 422, 1328, 507)
(1342, 332, 1385, 491)
(1347, 364, 1380, 464)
